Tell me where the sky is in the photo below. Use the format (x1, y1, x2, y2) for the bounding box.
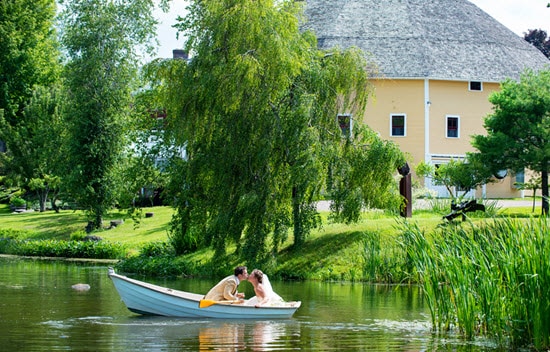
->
(154, 1, 550, 59)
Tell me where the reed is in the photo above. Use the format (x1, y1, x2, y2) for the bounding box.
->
(361, 230, 381, 281)
(399, 218, 550, 350)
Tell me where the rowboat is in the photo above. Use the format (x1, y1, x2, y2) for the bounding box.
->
(108, 268, 301, 319)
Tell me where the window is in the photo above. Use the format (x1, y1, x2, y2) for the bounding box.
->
(446, 116, 459, 138)
(337, 114, 352, 138)
(514, 170, 525, 184)
(469, 81, 482, 91)
(390, 114, 406, 137)
(512, 169, 525, 188)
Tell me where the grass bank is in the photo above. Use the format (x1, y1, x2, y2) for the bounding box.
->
(0, 200, 540, 281)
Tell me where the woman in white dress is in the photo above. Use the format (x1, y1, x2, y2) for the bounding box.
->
(245, 269, 284, 307)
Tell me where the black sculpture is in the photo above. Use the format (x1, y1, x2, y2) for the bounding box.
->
(443, 200, 486, 221)
(398, 162, 412, 218)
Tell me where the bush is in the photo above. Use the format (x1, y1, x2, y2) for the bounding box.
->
(5, 239, 128, 259)
(9, 196, 26, 208)
(69, 230, 87, 241)
(0, 228, 35, 240)
(139, 240, 175, 257)
(116, 254, 198, 277)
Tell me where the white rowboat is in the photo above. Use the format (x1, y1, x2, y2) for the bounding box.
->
(108, 268, 301, 319)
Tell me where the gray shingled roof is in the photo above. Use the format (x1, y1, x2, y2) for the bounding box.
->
(302, 0, 550, 82)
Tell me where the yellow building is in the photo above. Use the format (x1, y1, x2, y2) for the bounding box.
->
(304, 0, 549, 198)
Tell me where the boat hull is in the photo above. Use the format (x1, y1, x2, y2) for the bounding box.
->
(108, 268, 300, 319)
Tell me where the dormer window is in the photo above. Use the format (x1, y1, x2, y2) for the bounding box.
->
(469, 81, 482, 91)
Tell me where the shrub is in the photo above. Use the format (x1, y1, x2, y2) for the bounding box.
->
(69, 230, 87, 241)
(139, 240, 175, 257)
(6, 239, 127, 259)
(116, 254, 198, 277)
(0, 228, 35, 240)
(9, 196, 26, 208)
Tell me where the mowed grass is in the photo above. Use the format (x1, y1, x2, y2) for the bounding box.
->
(0, 204, 174, 251)
(0, 200, 542, 280)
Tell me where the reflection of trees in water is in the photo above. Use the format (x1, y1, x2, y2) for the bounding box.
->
(198, 321, 297, 351)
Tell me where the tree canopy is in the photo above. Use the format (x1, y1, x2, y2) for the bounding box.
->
(157, 0, 405, 264)
(415, 156, 494, 201)
(0, 0, 60, 124)
(472, 69, 550, 215)
(0, 85, 65, 212)
(59, 0, 159, 229)
(524, 29, 550, 59)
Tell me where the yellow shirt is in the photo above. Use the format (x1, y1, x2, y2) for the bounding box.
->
(204, 275, 240, 301)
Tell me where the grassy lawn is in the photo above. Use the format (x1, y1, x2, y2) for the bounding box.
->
(0, 200, 542, 281)
(0, 204, 174, 251)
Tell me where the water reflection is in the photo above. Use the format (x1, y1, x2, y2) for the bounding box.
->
(0, 258, 503, 351)
(199, 323, 246, 350)
(198, 320, 298, 351)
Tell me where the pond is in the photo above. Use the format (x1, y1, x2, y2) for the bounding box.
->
(0, 257, 500, 351)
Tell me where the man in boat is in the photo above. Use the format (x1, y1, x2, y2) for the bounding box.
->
(204, 266, 249, 302)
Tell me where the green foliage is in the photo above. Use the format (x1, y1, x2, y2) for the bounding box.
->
(0, 85, 66, 212)
(0, 0, 61, 123)
(423, 198, 453, 215)
(115, 254, 200, 277)
(472, 69, 550, 214)
(139, 240, 175, 257)
(3, 239, 127, 259)
(400, 218, 550, 350)
(423, 198, 500, 217)
(116, 240, 199, 277)
(477, 199, 501, 217)
(59, 0, 159, 230)
(9, 195, 26, 208)
(69, 230, 87, 241)
(514, 175, 542, 213)
(162, 0, 403, 263)
(113, 87, 171, 211)
(329, 125, 405, 223)
(416, 157, 494, 201)
(0, 228, 34, 240)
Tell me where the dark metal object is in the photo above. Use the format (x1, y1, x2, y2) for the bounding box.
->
(398, 163, 412, 218)
(443, 200, 485, 221)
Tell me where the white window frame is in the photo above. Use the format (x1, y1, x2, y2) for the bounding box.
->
(390, 113, 406, 137)
(337, 113, 353, 138)
(469, 81, 483, 92)
(446, 115, 460, 138)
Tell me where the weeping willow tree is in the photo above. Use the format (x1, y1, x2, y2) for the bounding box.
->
(158, 0, 405, 264)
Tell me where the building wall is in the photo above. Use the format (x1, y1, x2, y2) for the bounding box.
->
(428, 80, 497, 155)
(364, 79, 425, 162)
(360, 78, 522, 198)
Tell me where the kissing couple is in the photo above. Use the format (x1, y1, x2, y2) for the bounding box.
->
(204, 266, 284, 307)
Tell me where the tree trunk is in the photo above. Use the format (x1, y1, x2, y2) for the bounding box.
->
(38, 187, 49, 212)
(50, 193, 60, 213)
(541, 169, 549, 216)
(292, 186, 304, 247)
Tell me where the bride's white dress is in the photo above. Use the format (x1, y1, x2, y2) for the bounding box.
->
(245, 274, 284, 307)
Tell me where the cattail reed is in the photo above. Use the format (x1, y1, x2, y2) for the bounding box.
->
(399, 218, 549, 350)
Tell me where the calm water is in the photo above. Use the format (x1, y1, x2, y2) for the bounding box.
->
(0, 258, 500, 351)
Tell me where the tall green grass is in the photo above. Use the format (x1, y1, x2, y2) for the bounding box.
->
(399, 218, 550, 350)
